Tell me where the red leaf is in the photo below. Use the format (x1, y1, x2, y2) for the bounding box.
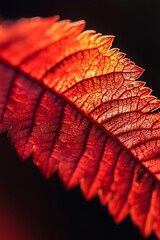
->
(0, 16, 160, 238)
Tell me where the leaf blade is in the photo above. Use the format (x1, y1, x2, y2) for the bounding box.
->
(0, 16, 160, 238)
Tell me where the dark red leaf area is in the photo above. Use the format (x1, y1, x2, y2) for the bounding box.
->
(1, 133, 156, 240)
(1, 17, 160, 239)
(1, 60, 160, 238)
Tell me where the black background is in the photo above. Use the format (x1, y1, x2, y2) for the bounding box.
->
(0, 0, 160, 239)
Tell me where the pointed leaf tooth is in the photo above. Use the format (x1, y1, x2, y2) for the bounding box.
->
(77, 30, 96, 42)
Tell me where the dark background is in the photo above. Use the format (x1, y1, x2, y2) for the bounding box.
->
(0, 0, 160, 239)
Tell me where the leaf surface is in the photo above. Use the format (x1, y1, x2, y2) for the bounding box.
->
(0, 16, 160, 238)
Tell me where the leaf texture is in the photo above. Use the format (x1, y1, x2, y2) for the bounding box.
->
(0, 16, 160, 238)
